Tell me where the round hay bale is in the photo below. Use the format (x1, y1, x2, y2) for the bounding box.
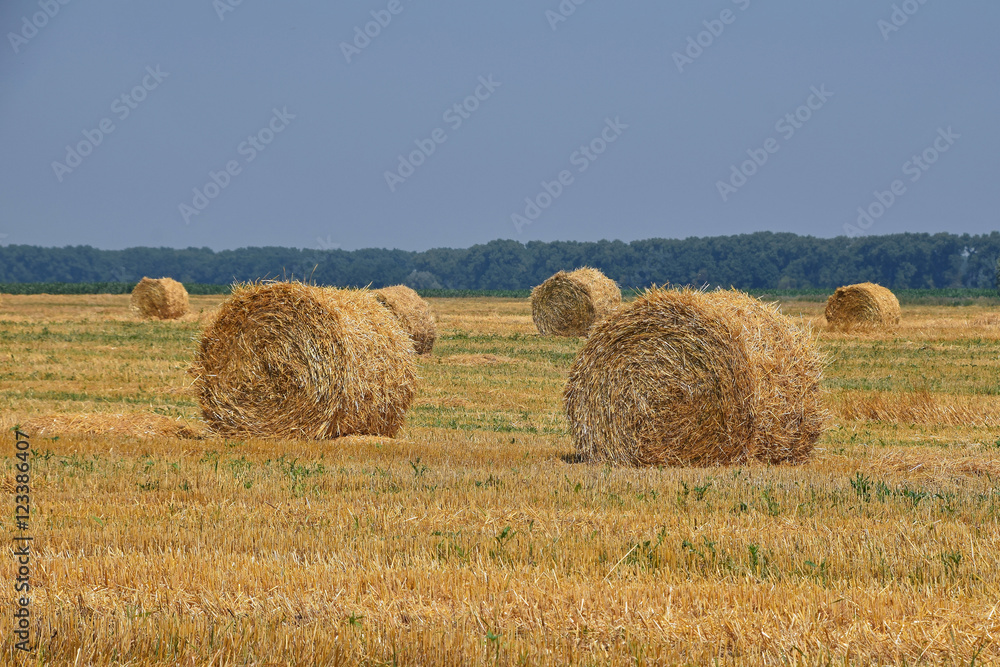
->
(824, 282, 900, 331)
(563, 287, 826, 467)
(374, 285, 437, 355)
(130, 277, 189, 320)
(531, 267, 621, 336)
(190, 281, 417, 439)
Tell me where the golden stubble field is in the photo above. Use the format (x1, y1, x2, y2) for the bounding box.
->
(1, 293, 999, 665)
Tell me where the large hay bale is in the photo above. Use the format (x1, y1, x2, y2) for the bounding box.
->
(563, 288, 826, 466)
(190, 281, 417, 439)
(374, 285, 436, 355)
(824, 282, 900, 330)
(130, 277, 189, 320)
(531, 267, 621, 336)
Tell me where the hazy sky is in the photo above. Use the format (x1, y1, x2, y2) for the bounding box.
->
(1, 1, 996, 252)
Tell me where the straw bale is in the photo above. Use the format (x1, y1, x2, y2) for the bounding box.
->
(563, 287, 826, 466)
(374, 285, 437, 355)
(824, 282, 900, 331)
(130, 277, 189, 320)
(531, 267, 621, 336)
(190, 281, 416, 439)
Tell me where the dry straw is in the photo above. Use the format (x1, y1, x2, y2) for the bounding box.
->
(824, 282, 900, 331)
(21, 412, 203, 439)
(531, 267, 622, 336)
(447, 353, 514, 366)
(835, 390, 1000, 428)
(374, 285, 437, 355)
(130, 277, 189, 320)
(564, 287, 826, 466)
(190, 281, 417, 439)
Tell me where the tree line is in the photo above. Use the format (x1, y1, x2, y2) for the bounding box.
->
(0, 232, 997, 291)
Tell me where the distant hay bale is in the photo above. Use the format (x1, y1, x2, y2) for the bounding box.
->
(374, 285, 437, 355)
(531, 267, 621, 336)
(130, 277, 189, 320)
(824, 282, 900, 331)
(190, 281, 417, 439)
(563, 287, 826, 467)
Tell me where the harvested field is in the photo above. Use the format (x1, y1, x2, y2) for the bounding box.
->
(1, 293, 999, 665)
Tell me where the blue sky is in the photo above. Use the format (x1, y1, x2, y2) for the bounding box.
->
(1, 0, 996, 251)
